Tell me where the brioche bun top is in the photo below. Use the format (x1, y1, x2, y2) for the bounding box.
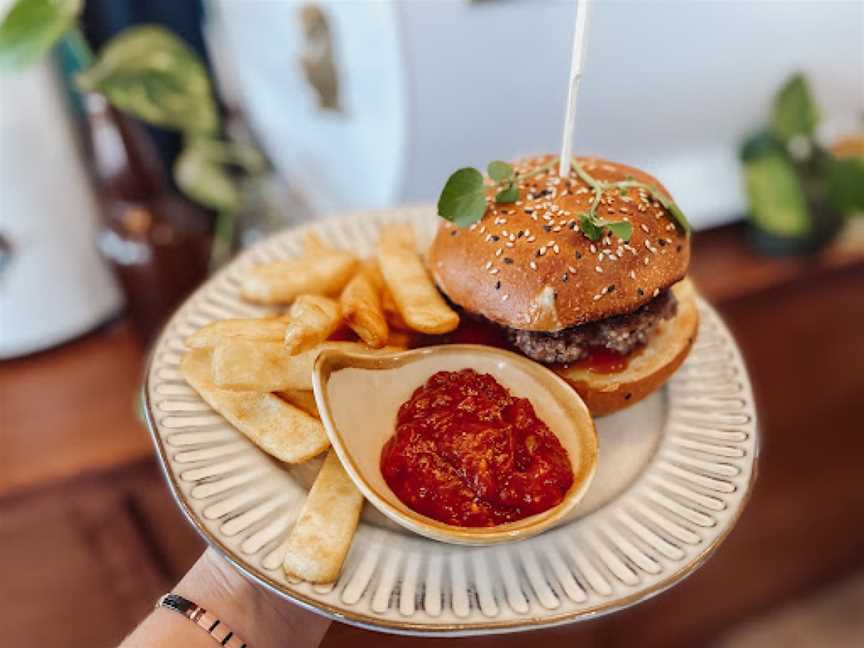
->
(427, 155, 690, 332)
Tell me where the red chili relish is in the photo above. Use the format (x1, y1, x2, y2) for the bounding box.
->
(380, 369, 573, 527)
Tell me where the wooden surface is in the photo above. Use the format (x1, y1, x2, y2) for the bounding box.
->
(0, 322, 149, 497)
(1, 223, 863, 647)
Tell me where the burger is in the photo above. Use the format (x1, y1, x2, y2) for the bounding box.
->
(429, 154, 699, 415)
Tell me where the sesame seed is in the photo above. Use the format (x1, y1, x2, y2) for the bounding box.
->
(469, 223, 477, 231)
(641, 224, 650, 233)
(450, 230, 458, 237)
(593, 294, 602, 301)
(480, 225, 486, 234)
(653, 288, 660, 297)
(552, 226, 561, 232)
(643, 256, 650, 265)
(553, 244, 560, 254)
(539, 246, 547, 256)
(529, 261, 538, 271)
(490, 268, 499, 275)
(508, 234, 516, 242)
(595, 266, 603, 273)
(608, 284, 616, 293)
(526, 235, 536, 243)
(589, 244, 597, 253)
(637, 288, 645, 296)
(629, 270, 636, 280)
(495, 248, 503, 257)
(505, 242, 514, 248)
(495, 280, 501, 290)
(568, 265, 577, 273)
(484, 261, 493, 270)
(503, 257, 514, 264)
(502, 294, 510, 302)
(490, 235, 500, 242)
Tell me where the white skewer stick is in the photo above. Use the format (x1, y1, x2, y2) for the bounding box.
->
(558, 0, 593, 177)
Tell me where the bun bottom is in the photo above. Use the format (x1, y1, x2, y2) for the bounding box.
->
(554, 279, 699, 416)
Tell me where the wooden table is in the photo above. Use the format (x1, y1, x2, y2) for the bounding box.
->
(2, 223, 863, 647)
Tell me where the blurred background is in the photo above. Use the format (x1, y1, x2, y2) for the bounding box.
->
(1, 1, 862, 646)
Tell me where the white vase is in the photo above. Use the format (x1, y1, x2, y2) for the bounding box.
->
(0, 61, 122, 358)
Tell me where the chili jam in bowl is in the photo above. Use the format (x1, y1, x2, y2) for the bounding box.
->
(312, 344, 598, 545)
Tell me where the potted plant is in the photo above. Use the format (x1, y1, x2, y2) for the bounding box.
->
(740, 73, 864, 255)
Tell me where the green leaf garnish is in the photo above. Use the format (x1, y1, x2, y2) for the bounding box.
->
(437, 167, 487, 227)
(0, 0, 82, 71)
(647, 185, 692, 234)
(487, 160, 514, 183)
(570, 159, 690, 239)
(494, 183, 518, 203)
(604, 220, 633, 241)
(772, 73, 819, 144)
(77, 25, 219, 134)
(578, 214, 603, 241)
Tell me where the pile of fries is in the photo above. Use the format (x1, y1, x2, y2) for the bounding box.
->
(180, 225, 459, 583)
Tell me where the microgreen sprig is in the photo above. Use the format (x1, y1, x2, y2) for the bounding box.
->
(570, 159, 691, 242)
(436, 157, 691, 243)
(437, 159, 557, 227)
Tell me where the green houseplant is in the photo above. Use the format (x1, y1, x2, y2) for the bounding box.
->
(0, 0, 265, 267)
(740, 73, 864, 255)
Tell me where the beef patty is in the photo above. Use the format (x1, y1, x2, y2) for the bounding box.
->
(508, 289, 678, 364)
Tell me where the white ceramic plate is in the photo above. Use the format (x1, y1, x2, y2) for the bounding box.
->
(144, 206, 758, 636)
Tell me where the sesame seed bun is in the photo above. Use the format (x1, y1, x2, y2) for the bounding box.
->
(428, 155, 690, 332)
(554, 279, 699, 415)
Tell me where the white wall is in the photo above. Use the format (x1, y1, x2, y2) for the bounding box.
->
(213, 0, 864, 229)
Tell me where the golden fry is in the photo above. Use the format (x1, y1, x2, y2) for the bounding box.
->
(384, 329, 418, 350)
(303, 230, 327, 252)
(181, 349, 328, 463)
(241, 251, 358, 304)
(339, 265, 389, 348)
(284, 295, 342, 354)
(380, 283, 411, 331)
(376, 224, 459, 334)
(276, 389, 320, 419)
(212, 340, 389, 392)
(185, 317, 288, 349)
(283, 449, 364, 583)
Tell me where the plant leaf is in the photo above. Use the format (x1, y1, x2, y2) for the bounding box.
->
(742, 150, 810, 237)
(77, 25, 219, 134)
(487, 160, 514, 183)
(827, 154, 864, 215)
(174, 136, 240, 211)
(604, 220, 633, 241)
(437, 167, 487, 227)
(0, 0, 81, 71)
(494, 182, 518, 203)
(579, 214, 602, 241)
(772, 73, 819, 144)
